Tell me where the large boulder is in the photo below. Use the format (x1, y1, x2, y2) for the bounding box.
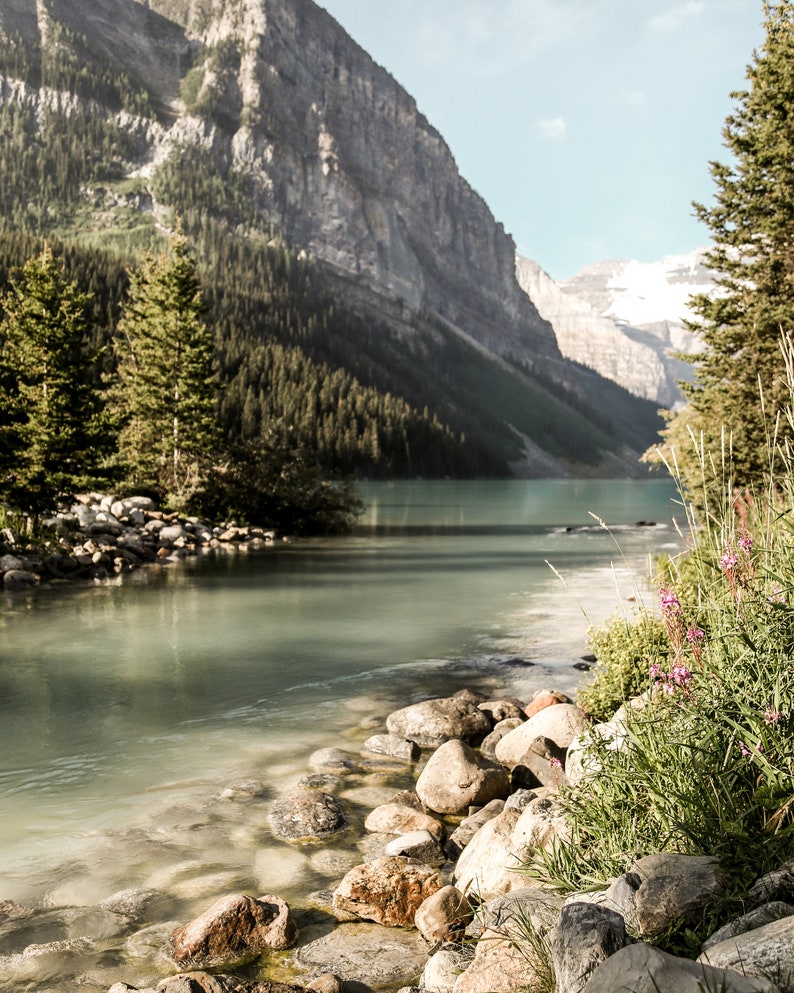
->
(168, 893, 297, 969)
(495, 704, 589, 768)
(361, 733, 420, 763)
(698, 914, 794, 988)
(415, 739, 510, 815)
(511, 794, 571, 857)
(550, 902, 631, 993)
(386, 690, 491, 748)
(269, 790, 349, 841)
(293, 922, 430, 988)
(703, 902, 794, 951)
(332, 856, 443, 927)
(421, 943, 475, 993)
(453, 808, 522, 900)
(583, 943, 779, 993)
(630, 853, 727, 936)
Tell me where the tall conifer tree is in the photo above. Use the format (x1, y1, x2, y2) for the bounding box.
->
(0, 246, 104, 513)
(660, 0, 794, 495)
(114, 232, 218, 507)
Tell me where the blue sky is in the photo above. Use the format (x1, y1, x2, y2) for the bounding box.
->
(318, 1, 765, 280)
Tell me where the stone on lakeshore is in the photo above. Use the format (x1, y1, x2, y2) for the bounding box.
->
(385, 829, 446, 864)
(630, 853, 727, 937)
(269, 789, 349, 840)
(550, 902, 630, 993)
(511, 794, 571, 857)
(479, 718, 523, 759)
(453, 922, 547, 993)
(95, 888, 165, 923)
(414, 885, 472, 945)
(415, 739, 510, 815)
(512, 735, 568, 789)
(293, 921, 429, 987)
(365, 798, 445, 840)
(524, 689, 573, 718)
(504, 787, 543, 811)
(452, 808, 522, 901)
(703, 901, 794, 951)
(108, 973, 240, 992)
(469, 887, 562, 938)
(477, 698, 526, 723)
(494, 704, 589, 768)
(168, 893, 297, 969)
(2, 569, 38, 589)
(386, 690, 491, 748)
(421, 942, 475, 993)
(582, 943, 779, 993)
(159, 524, 186, 543)
(0, 899, 34, 923)
(0, 554, 23, 571)
(308, 747, 360, 772)
(445, 799, 505, 859)
(306, 973, 345, 993)
(361, 732, 420, 763)
(332, 856, 443, 927)
(698, 914, 794, 987)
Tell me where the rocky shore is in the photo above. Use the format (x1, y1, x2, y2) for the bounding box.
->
(0, 494, 280, 589)
(1, 685, 792, 993)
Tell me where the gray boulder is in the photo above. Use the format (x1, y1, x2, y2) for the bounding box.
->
(386, 690, 491, 748)
(703, 902, 794, 951)
(550, 902, 631, 993)
(362, 733, 420, 762)
(750, 861, 794, 905)
(630, 853, 727, 936)
(698, 914, 794, 990)
(583, 943, 779, 992)
(421, 942, 475, 993)
(269, 790, 349, 841)
(385, 829, 446, 864)
(415, 739, 510, 815)
(453, 808, 522, 900)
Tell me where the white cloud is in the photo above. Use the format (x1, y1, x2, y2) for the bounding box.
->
(538, 116, 568, 140)
(648, 1, 704, 32)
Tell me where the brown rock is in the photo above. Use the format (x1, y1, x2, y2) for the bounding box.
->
(524, 690, 572, 718)
(332, 856, 443, 927)
(364, 800, 445, 840)
(415, 739, 510, 815)
(168, 893, 298, 969)
(415, 885, 472, 944)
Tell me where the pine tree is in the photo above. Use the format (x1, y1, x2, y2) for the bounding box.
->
(659, 0, 794, 495)
(0, 246, 105, 514)
(114, 232, 218, 508)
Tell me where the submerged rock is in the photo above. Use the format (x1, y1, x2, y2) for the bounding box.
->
(269, 790, 350, 841)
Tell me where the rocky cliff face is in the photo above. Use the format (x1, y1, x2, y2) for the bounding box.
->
(0, 0, 561, 371)
(516, 252, 711, 408)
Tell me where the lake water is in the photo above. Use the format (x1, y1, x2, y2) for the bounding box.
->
(0, 479, 681, 990)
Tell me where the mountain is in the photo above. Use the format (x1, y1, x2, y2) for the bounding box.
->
(0, 0, 664, 477)
(516, 252, 711, 409)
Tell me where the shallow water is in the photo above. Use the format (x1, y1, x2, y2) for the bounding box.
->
(0, 478, 682, 990)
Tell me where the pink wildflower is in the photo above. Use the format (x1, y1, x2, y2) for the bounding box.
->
(670, 663, 692, 687)
(649, 662, 664, 680)
(661, 682, 676, 696)
(739, 740, 751, 757)
(721, 549, 739, 571)
(659, 587, 682, 614)
(768, 584, 787, 604)
(686, 627, 705, 644)
(549, 757, 563, 769)
(738, 531, 753, 553)
(763, 706, 783, 724)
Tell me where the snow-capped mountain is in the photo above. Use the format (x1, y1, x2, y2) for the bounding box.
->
(516, 251, 712, 409)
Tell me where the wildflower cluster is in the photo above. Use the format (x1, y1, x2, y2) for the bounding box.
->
(720, 528, 755, 605)
(652, 585, 704, 696)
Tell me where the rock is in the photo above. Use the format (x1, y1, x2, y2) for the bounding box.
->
(477, 698, 526, 723)
(306, 973, 345, 993)
(386, 691, 492, 748)
(293, 921, 430, 987)
(0, 900, 35, 924)
(511, 794, 571, 858)
(159, 524, 186, 543)
(479, 719, 524, 759)
(415, 739, 510, 815)
(384, 829, 446, 864)
(269, 790, 349, 840)
(0, 554, 23, 571)
(494, 704, 589, 768)
(512, 735, 568, 789)
(453, 808, 522, 900)
(421, 942, 475, 993)
(445, 799, 505, 858)
(219, 780, 271, 801)
(504, 788, 542, 811)
(414, 885, 472, 944)
(582, 943, 779, 993)
(630, 853, 727, 936)
(550, 902, 631, 993)
(703, 901, 794, 951)
(524, 689, 573, 718)
(332, 856, 443, 927)
(453, 924, 546, 993)
(308, 747, 360, 772)
(2, 569, 38, 589)
(749, 860, 794, 905)
(168, 893, 298, 969)
(698, 914, 794, 987)
(364, 799, 445, 840)
(469, 887, 563, 937)
(362, 733, 420, 762)
(95, 888, 164, 923)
